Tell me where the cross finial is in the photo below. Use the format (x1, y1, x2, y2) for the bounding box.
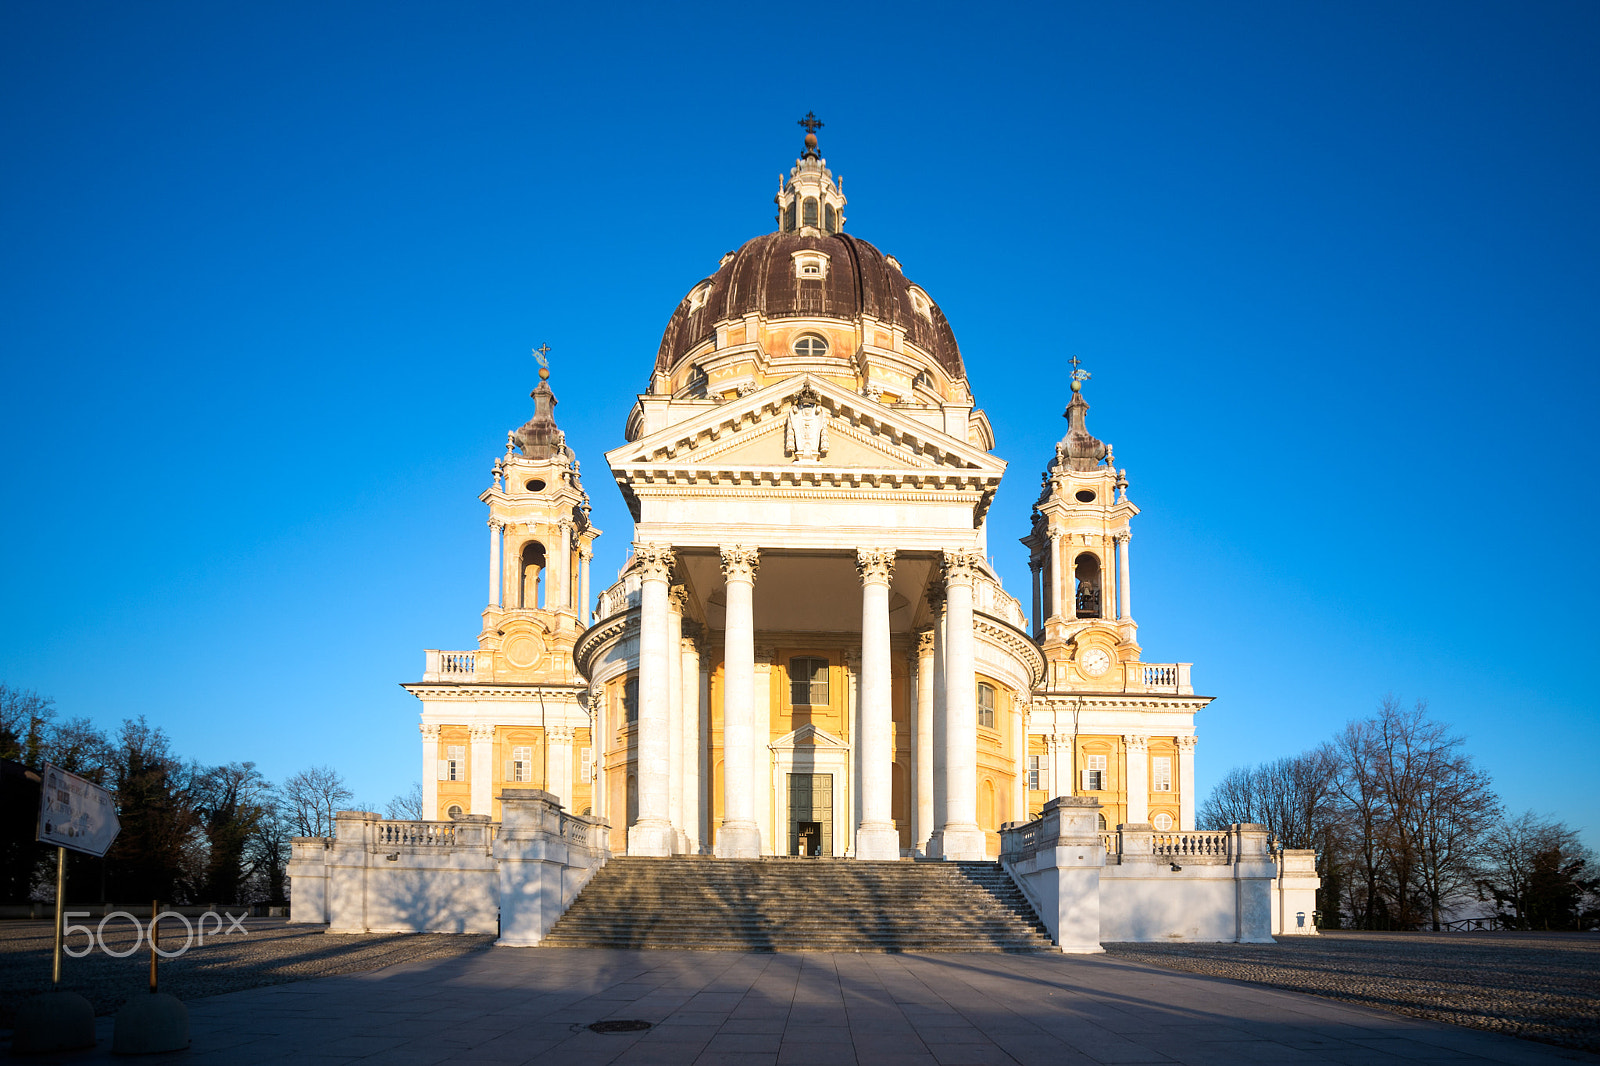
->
(532, 343, 551, 369)
(798, 111, 824, 136)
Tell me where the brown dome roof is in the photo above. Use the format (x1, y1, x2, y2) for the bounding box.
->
(653, 232, 966, 380)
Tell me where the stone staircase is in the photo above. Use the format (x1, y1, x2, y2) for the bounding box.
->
(541, 857, 1056, 952)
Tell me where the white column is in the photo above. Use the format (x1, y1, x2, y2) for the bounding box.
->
(1013, 700, 1029, 823)
(1118, 532, 1132, 621)
(936, 550, 987, 860)
(488, 519, 503, 607)
(1049, 532, 1065, 620)
(754, 646, 773, 855)
(1178, 736, 1198, 831)
(680, 628, 702, 853)
(469, 724, 495, 816)
(421, 723, 440, 820)
(629, 542, 675, 855)
(667, 587, 686, 853)
(554, 519, 573, 611)
(1029, 559, 1042, 635)
(928, 584, 948, 856)
(855, 548, 899, 861)
(547, 725, 574, 808)
(579, 546, 593, 623)
(715, 545, 762, 858)
(914, 628, 935, 855)
(591, 689, 607, 822)
(1124, 734, 1150, 825)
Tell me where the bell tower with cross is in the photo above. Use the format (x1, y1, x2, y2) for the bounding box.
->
(1022, 359, 1141, 674)
(775, 112, 847, 235)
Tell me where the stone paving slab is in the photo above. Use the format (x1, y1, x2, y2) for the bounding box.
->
(7, 947, 1599, 1065)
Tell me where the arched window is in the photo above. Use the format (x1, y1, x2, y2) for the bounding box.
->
(784, 202, 796, 232)
(977, 683, 997, 729)
(802, 197, 819, 228)
(913, 369, 935, 392)
(980, 778, 996, 830)
(519, 541, 547, 609)
(685, 364, 708, 399)
(1096, 812, 1108, 831)
(1074, 552, 1103, 618)
(792, 334, 828, 358)
(824, 203, 837, 232)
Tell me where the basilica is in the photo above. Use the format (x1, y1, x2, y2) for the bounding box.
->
(404, 124, 1210, 864)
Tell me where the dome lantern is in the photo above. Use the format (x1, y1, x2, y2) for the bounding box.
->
(775, 113, 846, 236)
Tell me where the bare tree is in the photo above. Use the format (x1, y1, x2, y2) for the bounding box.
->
(1477, 812, 1598, 930)
(385, 781, 423, 821)
(1198, 746, 1338, 848)
(0, 684, 56, 764)
(281, 766, 354, 838)
(1330, 715, 1390, 928)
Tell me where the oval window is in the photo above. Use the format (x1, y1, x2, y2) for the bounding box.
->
(525, 479, 546, 492)
(1075, 489, 1096, 503)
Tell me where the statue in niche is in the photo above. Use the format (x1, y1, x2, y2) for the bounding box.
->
(784, 385, 829, 463)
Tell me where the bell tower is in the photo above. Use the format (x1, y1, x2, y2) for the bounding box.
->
(1022, 360, 1140, 688)
(480, 353, 601, 680)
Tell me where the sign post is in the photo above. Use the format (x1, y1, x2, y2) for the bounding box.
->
(13, 763, 121, 1053)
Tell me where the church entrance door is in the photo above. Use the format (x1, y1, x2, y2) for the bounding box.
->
(787, 773, 832, 856)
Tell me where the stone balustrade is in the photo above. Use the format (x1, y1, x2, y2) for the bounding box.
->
(999, 801, 1281, 948)
(1125, 661, 1192, 694)
(422, 649, 485, 682)
(972, 570, 1028, 629)
(289, 794, 611, 939)
(595, 570, 643, 620)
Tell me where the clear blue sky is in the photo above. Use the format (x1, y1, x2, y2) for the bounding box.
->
(3, 2, 1596, 843)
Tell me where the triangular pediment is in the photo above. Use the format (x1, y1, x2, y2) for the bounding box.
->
(607, 374, 1005, 478)
(770, 723, 849, 751)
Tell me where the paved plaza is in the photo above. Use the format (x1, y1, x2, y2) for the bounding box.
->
(10, 945, 1599, 1065)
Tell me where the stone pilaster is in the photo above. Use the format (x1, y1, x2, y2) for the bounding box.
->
(1177, 735, 1198, 831)
(469, 724, 496, 816)
(913, 628, 935, 855)
(1124, 734, 1150, 824)
(546, 725, 575, 809)
(420, 723, 441, 820)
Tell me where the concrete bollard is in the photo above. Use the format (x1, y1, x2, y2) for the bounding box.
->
(9, 990, 97, 1054)
(112, 992, 189, 1055)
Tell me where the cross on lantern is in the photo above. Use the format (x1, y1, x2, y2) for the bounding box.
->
(1069, 355, 1091, 384)
(532, 343, 551, 369)
(798, 112, 824, 136)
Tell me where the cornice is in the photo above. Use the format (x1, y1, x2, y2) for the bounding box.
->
(403, 682, 589, 701)
(973, 614, 1047, 687)
(1026, 694, 1215, 713)
(573, 610, 640, 677)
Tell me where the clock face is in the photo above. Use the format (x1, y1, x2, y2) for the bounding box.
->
(1081, 648, 1111, 678)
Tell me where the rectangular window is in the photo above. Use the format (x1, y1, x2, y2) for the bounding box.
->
(438, 744, 465, 782)
(622, 677, 639, 725)
(580, 747, 593, 784)
(1027, 755, 1041, 792)
(1153, 756, 1172, 792)
(505, 745, 533, 783)
(977, 683, 996, 729)
(789, 657, 829, 706)
(1081, 753, 1106, 792)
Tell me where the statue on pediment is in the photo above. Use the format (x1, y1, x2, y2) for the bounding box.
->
(785, 386, 829, 463)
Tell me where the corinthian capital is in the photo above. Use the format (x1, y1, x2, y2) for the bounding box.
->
(855, 547, 896, 585)
(941, 549, 981, 586)
(419, 723, 441, 739)
(633, 542, 676, 581)
(915, 627, 935, 656)
(719, 544, 760, 582)
(1123, 733, 1149, 753)
(488, 516, 506, 531)
(1177, 735, 1198, 752)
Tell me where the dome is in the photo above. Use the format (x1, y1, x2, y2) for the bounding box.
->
(653, 231, 966, 382)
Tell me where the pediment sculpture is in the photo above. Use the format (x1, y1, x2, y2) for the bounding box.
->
(784, 385, 829, 463)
